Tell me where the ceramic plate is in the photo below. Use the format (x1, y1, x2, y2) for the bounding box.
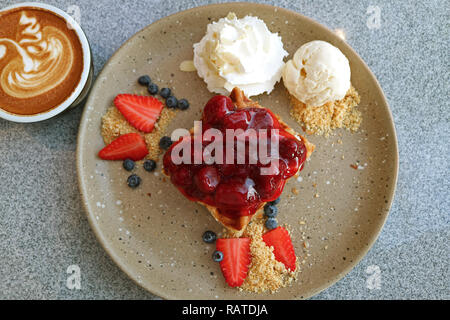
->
(77, 3, 398, 299)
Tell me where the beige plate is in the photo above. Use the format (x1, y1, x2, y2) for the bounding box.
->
(77, 3, 398, 299)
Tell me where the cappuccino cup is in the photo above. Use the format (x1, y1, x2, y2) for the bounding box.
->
(0, 2, 93, 123)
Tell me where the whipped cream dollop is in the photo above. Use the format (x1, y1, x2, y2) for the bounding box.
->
(193, 12, 288, 97)
(282, 40, 351, 107)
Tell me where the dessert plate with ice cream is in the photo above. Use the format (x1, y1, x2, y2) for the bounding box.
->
(77, 3, 398, 299)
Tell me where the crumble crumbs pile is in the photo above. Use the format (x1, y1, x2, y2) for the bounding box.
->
(290, 86, 361, 136)
(101, 105, 177, 160)
(224, 217, 298, 293)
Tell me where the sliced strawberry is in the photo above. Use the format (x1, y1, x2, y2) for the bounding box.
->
(216, 238, 251, 287)
(114, 94, 164, 133)
(262, 226, 297, 271)
(98, 133, 148, 161)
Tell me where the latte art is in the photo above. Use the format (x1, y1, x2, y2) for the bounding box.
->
(0, 12, 74, 99)
(0, 45, 5, 59)
(0, 7, 83, 115)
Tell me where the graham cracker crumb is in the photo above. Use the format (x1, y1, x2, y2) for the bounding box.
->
(224, 218, 298, 294)
(101, 105, 177, 160)
(290, 86, 361, 136)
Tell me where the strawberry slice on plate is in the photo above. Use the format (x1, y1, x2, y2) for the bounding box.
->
(262, 226, 297, 271)
(98, 133, 148, 161)
(114, 94, 164, 133)
(216, 238, 251, 287)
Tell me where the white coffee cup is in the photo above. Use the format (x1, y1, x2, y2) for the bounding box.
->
(0, 2, 93, 123)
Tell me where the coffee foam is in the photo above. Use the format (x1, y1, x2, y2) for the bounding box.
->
(0, 11, 75, 99)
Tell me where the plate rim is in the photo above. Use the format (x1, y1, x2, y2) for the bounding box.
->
(76, 2, 399, 300)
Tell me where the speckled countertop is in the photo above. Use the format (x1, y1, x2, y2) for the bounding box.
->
(0, 0, 448, 299)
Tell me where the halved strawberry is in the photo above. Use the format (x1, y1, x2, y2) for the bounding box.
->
(216, 238, 251, 287)
(98, 133, 148, 161)
(114, 94, 164, 133)
(262, 226, 296, 271)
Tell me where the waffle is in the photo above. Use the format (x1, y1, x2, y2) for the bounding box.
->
(166, 88, 314, 236)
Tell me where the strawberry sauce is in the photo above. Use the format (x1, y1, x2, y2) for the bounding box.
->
(163, 95, 307, 218)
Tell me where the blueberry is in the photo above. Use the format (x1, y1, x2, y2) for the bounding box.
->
(202, 231, 217, 244)
(212, 250, 224, 262)
(270, 197, 281, 206)
(127, 174, 141, 188)
(264, 204, 278, 218)
(166, 96, 178, 108)
(143, 159, 157, 172)
(122, 159, 135, 171)
(159, 136, 173, 149)
(160, 87, 171, 99)
(148, 83, 158, 95)
(177, 99, 190, 110)
(138, 75, 151, 86)
(265, 218, 278, 230)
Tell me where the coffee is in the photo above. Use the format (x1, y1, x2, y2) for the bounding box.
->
(0, 7, 84, 115)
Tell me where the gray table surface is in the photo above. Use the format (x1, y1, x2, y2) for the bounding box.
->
(0, 0, 448, 300)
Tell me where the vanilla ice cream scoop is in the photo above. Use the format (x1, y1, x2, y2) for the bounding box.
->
(193, 13, 287, 97)
(282, 40, 351, 107)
